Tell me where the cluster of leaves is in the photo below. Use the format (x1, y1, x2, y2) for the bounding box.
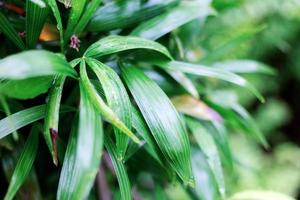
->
(0, 0, 293, 199)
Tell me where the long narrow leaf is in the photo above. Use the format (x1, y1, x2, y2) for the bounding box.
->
(0, 12, 25, 50)
(130, 1, 212, 40)
(154, 60, 264, 102)
(4, 125, 39, 200)
(0, 105, 45, 139)
(73, 0, 102, 35)
(86, 58, 132, 160)
(84, 35, 172, 59)
(87, 0, 179, 32)
(0, 50, 77, 79)
(105, 135, 131, 200)
(121, 65, 194, 185)
(79, 61, 140, 144)
(26, 0, 49, 48)
(57, 81, 103, 199)
(186, 118, 225, 198)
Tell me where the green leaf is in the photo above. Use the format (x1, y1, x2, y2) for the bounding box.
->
(64, 0, 87, 40)
(4, 125, 39, 200)
(153, 60, 264, 102)
(121, 65, 194, 185)
(0, 105, 45, 140)
(0, 50, 77, 79)
(45, 0, 64, 51)
(130, 1, 212, 40)
(73, 0, 102, 35)
(104, 135, 131, 200)
(87, 0, 179, 32)
(0, 12, 25, 50)
(79, 61, 140, 144)
(0, 77, 53, 99)
(26, 0, 49, 48)
(186, 118, 225, 198)
(86, 58, 132, 160)
(57, 81, 103, 200)
(213, 60, 276, 75)
(229, 190, 296, 200)
(84, 35, 172, 59)
(44, 75, 65, 165)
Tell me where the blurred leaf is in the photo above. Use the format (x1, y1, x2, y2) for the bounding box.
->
(172, 95, 222, 122)
(105, 135, 131, 200)
(0, 12, 25, 50)
(213, 60, 276, 75)
(229, 190, 296, 200)
(186, 118, 225, 198)
(122, 65, 194, 186)
(58, 0, 71, 8)
(73, 0, 102, 35)
(0, 77, 53, 99)
(79, 61, 140, 144)
(86, 58, 132, 160)
(4, 125, 39, 200)
(131, 1, 212, 40)
(167, 70, 199, 99)
(26, 0, 49, 48)
(85, 35, 172, 59)
(0, 105, 45, 139)
(0, 50, 77, 79)
(57, 80, 103, 200)
(153, 60, 264, 102)
(87, 0, 179, 32)
(64, 0, 87, 40)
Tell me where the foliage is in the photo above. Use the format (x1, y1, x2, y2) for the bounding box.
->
(0, 0, 298, 199)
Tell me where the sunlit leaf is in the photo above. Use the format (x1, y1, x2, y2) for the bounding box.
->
(87, 0, 179, 32)
(79, 61, 140, 144)
(153, 60, 264, 102)
(4, 125, 39, 200)
(131, 1, 212, 40)
(105, 135, 132, 200)
(0, 50, 77, 79)
(229, 190, 296, 200)
(84, 35, 172, 59)
(213, 60, 276, 75)
(0, 12, 25, 50)
(122, 65, 194, 186)
(187, 118, 225, 198)
(57, 81, 103, 199)
(26, 0, 49, 48)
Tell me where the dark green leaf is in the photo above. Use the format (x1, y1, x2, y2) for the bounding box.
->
(4, 125, 39, 200)
(131, 1, 212, 40)
(84, 35, 172, 59)
(105, 135, 131, 200)
(0, 12, 25, 50)
(122, 65, 194, 185)
(86, 58, 132, 160)
(0, 50, 77, 79)
(26, 0, 49, 48)
(87, 0, 179, 32)
(0, 77, 53, 99)
(57, 81, 103, 199)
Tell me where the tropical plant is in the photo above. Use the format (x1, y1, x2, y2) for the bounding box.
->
(0, 0, 297, 199)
